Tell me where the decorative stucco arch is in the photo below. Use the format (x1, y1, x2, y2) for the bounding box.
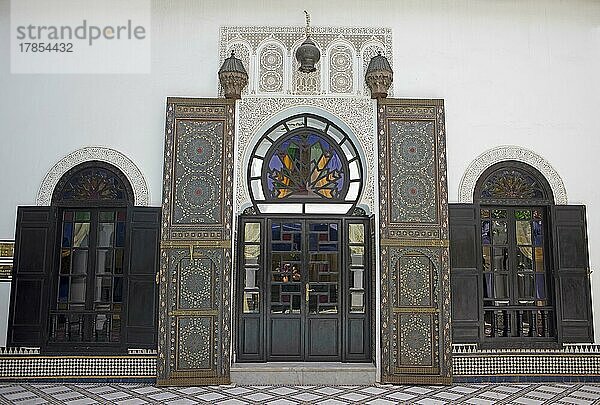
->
(36, 147, 149, 206)
(458, 145, 567, 204)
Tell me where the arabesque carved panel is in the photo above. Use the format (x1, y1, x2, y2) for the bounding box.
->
(158, 99, 235, 386)
(377, 99, 451, 385)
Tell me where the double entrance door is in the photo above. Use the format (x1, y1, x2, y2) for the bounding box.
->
(237, 216, 370, 362)
(269, 219, 340, 361)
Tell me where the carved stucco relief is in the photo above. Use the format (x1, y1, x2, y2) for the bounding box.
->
(237, 97, 376, 214)
(37, 146, 149, 206)
(458, 145, 567, 204)
(219, 26, 392, 97)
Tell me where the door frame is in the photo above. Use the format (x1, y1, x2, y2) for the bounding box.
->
(235, 214, 372, 363)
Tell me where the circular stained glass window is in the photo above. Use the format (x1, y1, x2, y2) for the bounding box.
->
(248, 114, 363, 214)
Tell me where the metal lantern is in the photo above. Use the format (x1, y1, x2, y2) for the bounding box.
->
(218, 50, 248, 99)
(365, 51, 393, 99)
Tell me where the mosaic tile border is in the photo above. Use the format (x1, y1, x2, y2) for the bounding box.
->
(453, 344, 600, 378)
(0, 356, 156, 380)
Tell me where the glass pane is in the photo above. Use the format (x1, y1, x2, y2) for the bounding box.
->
(480, 209, 490, 218)
(492, 221, 507, 244)
(350, 291, 364, 313)
(95, 314, 110, 342)
(96, 250, 113, 274)
(515, 210, 532, 220)
(111, 314, 121, 342)
(534, 247, 544, 272)
(99, 211, 115, 222)
(352, 269, 364, 289)
(535, 274, 547, 299)
(244, 223, 261, 243)
(97, 223, 115, 247)
(113, 277, 123, 302)
(62, 223, 73, 247)
(494, 274, 509, 298)
(348, 224, 364, 243)
(95, 277, 112, 302)
(243, 292, 259, 313)
(481, 220, 491, 245)
(114, 249, 124, 274)
(517, 247, 533, 270)
(350, 246, 364, 266)
(483, 274, 493, 298)
(244, 245, 260, 263)
(245, 268, 257, 288)
(115, 223, 126, 247)
(72, 250, 88, 274)
(58, 276, 69, 302)
(491, 209, 506, 219)
(492, 247, 508, 271)
(63, 211, 73, 221)
(329, 224, 338, 241)
(70, 277, 86, 302)
(516, 221, 532, 245)
(73, 223, 90, 247)
(482, 246, 491, 271)
(533, 209, 542, 220)
(518, 274, 535, 298)
(74, 211, 90, 221)
(60, 249, 71, 274)
(533, 220, 543, 246)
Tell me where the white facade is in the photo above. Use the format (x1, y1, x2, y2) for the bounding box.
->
(1, 0, 600, 346)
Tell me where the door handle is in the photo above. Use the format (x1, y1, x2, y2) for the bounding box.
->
(305, 284, 314, 302)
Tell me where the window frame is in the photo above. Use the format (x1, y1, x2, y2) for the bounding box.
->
(474, 161, 559, 348)
(44, 161, 134, 354)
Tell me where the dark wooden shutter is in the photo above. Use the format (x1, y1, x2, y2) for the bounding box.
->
(8, 206, 57, 347)
(449, 204, 481, 343)
(552, 205, 593, 343)
(124, 207, 161, 348)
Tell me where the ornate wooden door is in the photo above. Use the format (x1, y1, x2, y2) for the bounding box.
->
(377, 99, 452, 384)
(157, 98, 236, 386)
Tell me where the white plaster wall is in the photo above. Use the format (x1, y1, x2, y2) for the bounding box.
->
(1, 0, 600, 342)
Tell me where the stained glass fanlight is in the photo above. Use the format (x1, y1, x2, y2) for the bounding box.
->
(475, 161, 553, 205)
(266, 133, 344, 200)
(52, 161, 134, 205)
(248, 113, 362, 214)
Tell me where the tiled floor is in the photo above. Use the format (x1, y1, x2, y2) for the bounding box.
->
(0, 383, 599, 404)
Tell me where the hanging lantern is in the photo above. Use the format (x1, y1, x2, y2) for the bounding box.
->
(295, 11, 321, 73)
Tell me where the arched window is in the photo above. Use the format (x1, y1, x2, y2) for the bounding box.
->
(248, 113, 363, 214)
(49, 162, 133, 348)
(450, 160, 593, 347)
(475, 162, 555, 342)
(8, 160, 160, 353)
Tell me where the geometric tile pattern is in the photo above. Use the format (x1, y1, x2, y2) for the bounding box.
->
(0, 357, 156, 380)
(453, 344, 600, 377)
(1, 383, 600, 404)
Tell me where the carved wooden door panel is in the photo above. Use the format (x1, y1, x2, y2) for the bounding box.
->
(377, 99, 452, 384)
(157, 98, 235, 386)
